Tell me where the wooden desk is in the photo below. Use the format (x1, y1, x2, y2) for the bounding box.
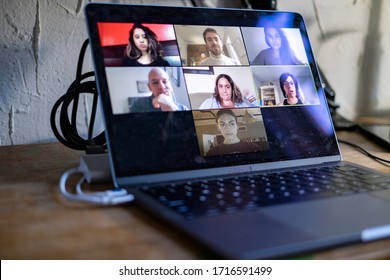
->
(0, 131, 389, 260)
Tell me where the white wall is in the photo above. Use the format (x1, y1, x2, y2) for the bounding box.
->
(1, 0, 388, 146)
(278, 0, 390, 119)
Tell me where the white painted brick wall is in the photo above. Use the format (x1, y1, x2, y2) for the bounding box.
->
(0, 0, 387, 146)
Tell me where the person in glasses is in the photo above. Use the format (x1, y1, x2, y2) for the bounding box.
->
(206, 109, 261, 156)
(279, 72, 304, 105)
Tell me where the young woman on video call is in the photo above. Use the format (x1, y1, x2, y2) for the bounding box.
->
(199, 74, 258, 109)
(206, 109, 261, 156)
(252, 27, 303, 65)
(123, 23, 170, 66)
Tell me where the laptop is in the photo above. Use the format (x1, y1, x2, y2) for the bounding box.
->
(84, 3, 390, 259)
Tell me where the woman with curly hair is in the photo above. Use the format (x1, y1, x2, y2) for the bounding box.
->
(199, 74, 258, 109)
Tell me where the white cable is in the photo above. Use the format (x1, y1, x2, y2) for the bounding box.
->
(75, 176, 86, 194)
(59, 166, 134, 205)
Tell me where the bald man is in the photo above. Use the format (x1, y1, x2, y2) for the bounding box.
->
(131, 67, 189, 112)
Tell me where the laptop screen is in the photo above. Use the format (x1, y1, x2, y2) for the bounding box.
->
(85, 4, 340, 182)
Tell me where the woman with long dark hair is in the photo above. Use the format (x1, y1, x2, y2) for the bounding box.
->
(252, 28, 302, 65)
(199, 74, 258, 109)
(123, 23, 169, 66)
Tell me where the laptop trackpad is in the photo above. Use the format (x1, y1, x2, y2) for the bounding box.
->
(261, 193, 390, 238)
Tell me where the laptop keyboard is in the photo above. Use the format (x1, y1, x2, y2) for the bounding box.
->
(140, 164, 390, 219)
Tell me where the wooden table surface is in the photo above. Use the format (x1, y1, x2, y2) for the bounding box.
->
(0, 130, 389, 260)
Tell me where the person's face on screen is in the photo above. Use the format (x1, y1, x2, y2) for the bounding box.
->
(265, 28, 282, 51)
(283, 76, 296, 98)
(217, 113, 239, 144)
(133, 28, 148, 52)
(217, 77, 232, 102)
(205, 31, 223, 56)
(148, 68, 173, 98)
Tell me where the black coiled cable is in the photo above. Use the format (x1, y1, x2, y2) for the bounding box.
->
(50, 39, 106, 152)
